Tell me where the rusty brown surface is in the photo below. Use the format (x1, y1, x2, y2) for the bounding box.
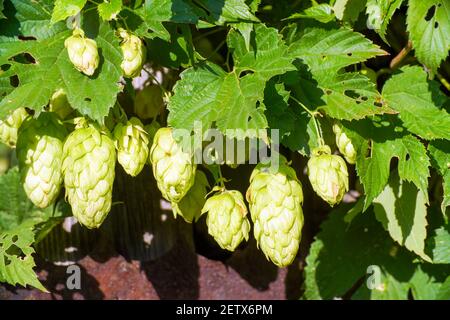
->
(0, 236, 303, 300)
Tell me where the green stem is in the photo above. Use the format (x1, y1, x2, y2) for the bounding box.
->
(217, 165, 225, 188)
(193, 27, 226, 42)
(290, 96, 324, 146)
(437, 73, 450, 91)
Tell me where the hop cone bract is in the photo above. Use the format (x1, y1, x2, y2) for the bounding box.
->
(16, 112, 67, 208)
(119, 29, 146, 78)
(201, 189, 250, 251)
(113, 117, 149, 176)
(0, 108, 29, 148)
(307, 145, 349, 206)
(172, 170, 209, 223)
(333, 123, 356, 164)
(246, 158, 304, 267)
(149, 127, 196, 203)
(62, 124, 116, 228)
(65, 28, 99, 76)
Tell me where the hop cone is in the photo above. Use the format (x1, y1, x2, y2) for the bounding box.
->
(134, 85, 164, 120)
(246, 158, 304, 267)
(0, 108, 29, 148)
(119, 29, 146, 78)
(172, 171, 209, 223)
(16, 113, 67, 208)
(201, 189, 250, 251)
(49, 89, 73, 120)
(65, 28, 99, 76)
(62, 124, 116, 229)
(149, 127, 196, 203)
(333, 124, 356, 164)
(113, 117, 149, 176)
(307, 145, 349, 206)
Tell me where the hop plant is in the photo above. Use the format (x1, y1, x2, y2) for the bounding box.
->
(113, 117, 149, 177)
(149, 127, 196, 203)
(65, 28, 99, 76)
(134, 85, 164, 120)
(49, 89, 73, 120)
(0, 108, 29, 148)
(246, 158, 304, 267)
(16, 113, 67, 208)
(62, 122, 116, 229)
(172, 171, 209, 223)
(333, 123, 356, 164)
(118, 28, 146, 78)
(307, 145, 349, 206)
(201, 188, 250, 251)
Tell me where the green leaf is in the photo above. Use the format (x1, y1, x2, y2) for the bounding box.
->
(304, 204, 449, 300)
(344, 117, 430, 209)
(382, 66, 450, 140)
(333, 0, 367, 22)
(285, 4, 335, 23)
(51, 0, 87, 24)
(289, 27, 386, 76)
(227, 24, 295, 80)
(98, 0, 122, 21)
(143, 0, 204, 23)
(0, 23, 122, 123)
(373, 172, 430, 261)
(407, 0, 450, 73)
(425, 224, 450, 264)
(318, 72, 386, 120)
(428, 140, 450, 214)
(168, 24, 294, 138)
(0, 168, 34, 232)
(2, 0, 67, 40)
(437, 276, 450, 299)
(0, 219, 47, 291)
(366, 0, 405, 43)
(304, 204, 414, 300)
(199, 0, 258, 25)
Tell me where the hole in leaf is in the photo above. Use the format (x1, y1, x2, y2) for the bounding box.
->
(12, 235, 18, 242)
(240, 70, 254, 77)
(343, 89, 359, 99)
(8, 53, 36, 64)
(1, 64, 11, 71)
(6, 244, 22, 256)
(365, 140, 372, 159)
(321, 54, 326, 59)
(18, 35, 37, 41)
(361, 96, 368, 101)
(347, 52, 353, 57)
(425, 5, 436, 21)
(325, 89, 332, 95)
(9, 75, 19, 87)
(405, 153, 410, 161)
(374, 101, 383, 108)
(434, 21, 439, 28)
(84, 97, 92, 102)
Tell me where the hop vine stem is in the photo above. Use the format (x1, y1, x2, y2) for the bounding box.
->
(290, 96, 325, 147)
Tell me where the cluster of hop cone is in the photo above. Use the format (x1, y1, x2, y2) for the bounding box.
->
(0, 27, 357, 268)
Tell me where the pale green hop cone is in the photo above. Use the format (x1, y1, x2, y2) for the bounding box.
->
(201, 189, 250, 251)
(0, 108, 29, 148)
(307, 145, 349, 206)
(62, 124, 116, 229)
(333, 123, 356, 164)
(65, 28, 99, 76)
(246, 158, 304, 267)
(172, 170, 209, 223)
(16, 112, 67, 208)
(118, 28, 146, 78)
(149, 127, 196, 203)
(49, 89, 73, 120)
(113, 117, 149, 176)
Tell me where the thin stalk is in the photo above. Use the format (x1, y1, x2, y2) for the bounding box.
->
(290, 96, 324, 146)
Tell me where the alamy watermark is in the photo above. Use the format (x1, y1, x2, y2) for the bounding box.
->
(172, 121, 281, 170)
